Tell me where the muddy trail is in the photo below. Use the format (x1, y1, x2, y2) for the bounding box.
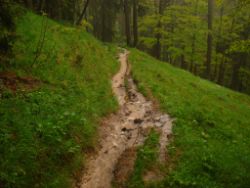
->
(77, 50, 173, 188)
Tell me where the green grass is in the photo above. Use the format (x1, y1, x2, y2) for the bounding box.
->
(126, 130, 160, 188)
(129, 49, 250, 188)
(0, 11, 118, 187)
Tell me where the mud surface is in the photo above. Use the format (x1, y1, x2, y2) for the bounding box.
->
(77, 50, 173, 188)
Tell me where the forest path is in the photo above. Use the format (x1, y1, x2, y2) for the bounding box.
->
(77, 50, 173, 188)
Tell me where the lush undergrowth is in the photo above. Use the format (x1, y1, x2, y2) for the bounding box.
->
(129, 49, 250, 188)
(0, 11, 118, 187)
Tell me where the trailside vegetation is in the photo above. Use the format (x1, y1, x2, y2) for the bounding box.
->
(129, 48, 250, 188)
(0, 11, 118, 187)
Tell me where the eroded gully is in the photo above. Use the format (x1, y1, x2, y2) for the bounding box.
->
(77, 50, 173, 188)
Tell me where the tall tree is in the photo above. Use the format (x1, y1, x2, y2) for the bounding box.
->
(0, 0, 16, 54)
(124, 0, 131, 46)
(205, 0, 214, 79)
(37, 0, 44, 12)
(77, 0, 90, 25)
(24, 0, 33, 9)
(216, 4, 225, 85)
(152, 0, 164, 59)
(133, 0, 138, 47)
(190, 0, 199, 73)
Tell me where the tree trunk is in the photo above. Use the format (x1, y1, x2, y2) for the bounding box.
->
(124, 0, 131, 46)
(153, 0, 164, 60)
(190, 0, 199, 74)
(205, 0, 214, 79)
(217, 56, 225, 85)
(77, 0, 90, 25)
(231, 54, 247, 90)
(213, 62, 218, 81)
(154, 21, 161, 59)
(37, 0, 44, 12)
(189, 62, 194, 73)
(101, 1, 106, 41)
(181, 53, 187, 70)
(24, 0, 33, 9)
(231, 58, 242, 90)
(194, 64, 198, 75)
(133, 0, 138, 47)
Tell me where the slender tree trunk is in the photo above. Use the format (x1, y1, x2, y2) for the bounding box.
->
(101, 1, 106, 41)
(190, 39, 196, 71)
(153, 0, 164, 59)
(24, 0, 33, 9)
(44, 0, 50, 17)
(56, 0, 62, 20)
(181, 52, 187, 69)
(189, 63, 194, 73)
(214, 5, 224, 82)
(77, 0, 90, 25)
(73, 0, 78, 25)
(217, 56, 225, 85)
(37, 0, 44, 12)
(205, 0, 214, 79)
(194, 64, 198, 75)
(133, 0, 138, 47)
(231, 13, 249, 91)
(231, 57, 243, 90)
(154, 21, 161, 59)
(213, 62, 218, 81)
(124, 0, 131, 46)
(190, 0, 199, 74)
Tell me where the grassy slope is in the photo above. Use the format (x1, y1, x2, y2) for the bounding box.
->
(0, 12, 118, 187)
(129, 49, 250, 188)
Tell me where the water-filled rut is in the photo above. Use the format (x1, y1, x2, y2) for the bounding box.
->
(77, 50, 173, 188)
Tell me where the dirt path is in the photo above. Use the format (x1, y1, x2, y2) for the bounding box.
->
(77, 50, 173, 188)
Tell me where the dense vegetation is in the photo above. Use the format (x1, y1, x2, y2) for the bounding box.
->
(0, 11, 118, 187)
(129, 49, 250, 188)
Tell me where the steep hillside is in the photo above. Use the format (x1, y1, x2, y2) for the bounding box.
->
(0, 11, 118, 187)
(129, 49, 250, 188)
(1, 8, 250, 188)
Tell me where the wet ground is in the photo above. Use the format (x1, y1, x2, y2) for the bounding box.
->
(77, 50, 173, 188)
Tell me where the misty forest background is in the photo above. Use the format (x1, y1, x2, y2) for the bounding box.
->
(1, 0, 250, 95)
